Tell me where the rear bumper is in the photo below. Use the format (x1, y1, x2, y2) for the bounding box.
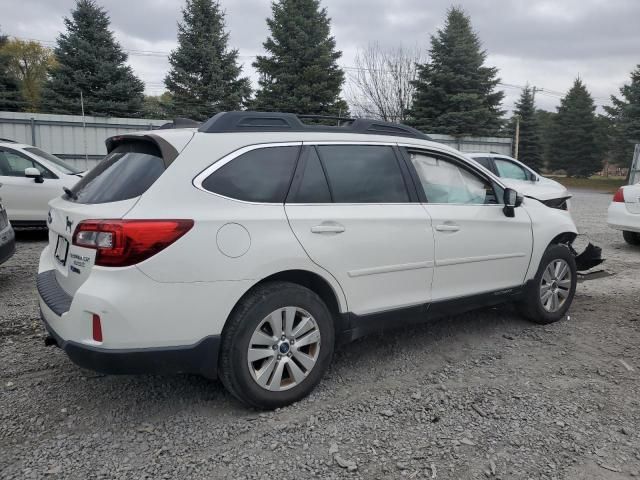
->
(0, 225, 15, 265)
(608, 202, 640, 233)
(37, 269, 221, 378)
(41, 310, 220, 378)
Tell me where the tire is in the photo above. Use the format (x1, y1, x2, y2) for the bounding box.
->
(519, 244, 577, 325)
(623, 230, 640, 246)
(219, 281, 335, 409)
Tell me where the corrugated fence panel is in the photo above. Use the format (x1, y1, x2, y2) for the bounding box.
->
(1, 112, 513, 170)
(0, 112, 166, 169)
(427, 134, 512, 155)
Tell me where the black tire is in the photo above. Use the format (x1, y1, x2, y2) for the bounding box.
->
(219, 281, 335, 409)
(623, 230, 640, 246)
(519, 244, 577, 325)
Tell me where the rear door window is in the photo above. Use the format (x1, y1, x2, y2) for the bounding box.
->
(201, 146, 300, 203)
(316, 145, 409, 203)
(67, 141, 165, 204)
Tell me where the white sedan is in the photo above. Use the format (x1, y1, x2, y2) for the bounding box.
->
(467, 153, 571, 210)
(608, 183, 640, 245)
(0, 140, 84, 227)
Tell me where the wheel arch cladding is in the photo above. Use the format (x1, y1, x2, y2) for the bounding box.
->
(237, 270, 347, 337)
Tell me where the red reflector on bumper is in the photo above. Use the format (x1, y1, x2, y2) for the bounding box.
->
(92, 314, 103, 342)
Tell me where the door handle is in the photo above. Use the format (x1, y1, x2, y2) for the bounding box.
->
(435, 224, 460, 232)
(311, 223, 345, 234)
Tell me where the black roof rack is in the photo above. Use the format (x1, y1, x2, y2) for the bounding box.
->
(158, 118, 201, 130)
(0, 138, 17, 143)
(198, 111, 431, 140)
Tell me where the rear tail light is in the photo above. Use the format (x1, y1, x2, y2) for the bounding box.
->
(73, 219, 194, 267)
(613, 188, 625, 203)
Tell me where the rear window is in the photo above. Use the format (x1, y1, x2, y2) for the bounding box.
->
(67, 141, 165, 204)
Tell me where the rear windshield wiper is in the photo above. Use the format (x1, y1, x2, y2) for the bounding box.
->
(63, 187, 77, 200)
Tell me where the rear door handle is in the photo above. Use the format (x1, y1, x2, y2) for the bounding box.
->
(311, 223, 345, 234)
(435, 224, 460, 232)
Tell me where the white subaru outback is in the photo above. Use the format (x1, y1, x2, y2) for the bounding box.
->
(38, 112, 582, 409)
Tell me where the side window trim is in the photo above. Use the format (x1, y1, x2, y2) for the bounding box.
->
(400, 147, 502, 205)
(2, 148, 58, 179)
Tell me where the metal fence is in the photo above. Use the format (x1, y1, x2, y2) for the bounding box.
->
(0, 112, 166, 171)
(0, 111, 513, 171)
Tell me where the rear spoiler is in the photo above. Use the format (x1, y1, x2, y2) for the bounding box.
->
(105, 134, 180, 168)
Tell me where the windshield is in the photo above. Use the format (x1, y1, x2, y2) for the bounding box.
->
(23, 147, 82, 175)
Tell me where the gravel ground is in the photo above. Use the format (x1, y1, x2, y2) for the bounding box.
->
(1, 189, 640, 480)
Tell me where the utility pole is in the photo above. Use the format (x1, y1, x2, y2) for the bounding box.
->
(514, 115, 521, 160)
(80, 91, 88, 163)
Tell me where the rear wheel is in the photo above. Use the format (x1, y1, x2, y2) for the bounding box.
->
(623, 230, 640, 246)
(219, 281, 334, 409)
(519, 244, 577, 324)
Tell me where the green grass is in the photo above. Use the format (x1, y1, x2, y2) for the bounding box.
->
(547, 175, 627, 192)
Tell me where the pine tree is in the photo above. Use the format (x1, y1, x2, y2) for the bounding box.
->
(605, 65, 640, 166)
(42, 0, 144, 117)
(165, 0, 251, 121)
(0, 31, 22, 112)
(512, 86, 543, 171)
(409, 7, 504, 136)
(549, 78, 603, 177)
(252, 0, 348, 116)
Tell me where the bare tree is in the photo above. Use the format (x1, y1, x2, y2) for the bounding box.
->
(346, 43, 423, 123)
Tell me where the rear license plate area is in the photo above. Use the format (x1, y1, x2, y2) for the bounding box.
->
(54, 236, 70, 266)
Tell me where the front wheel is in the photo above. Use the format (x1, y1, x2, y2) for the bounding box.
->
(519, 244, 577, 324)
(219, 281, 335, 409)
(623, 230, 640, 246)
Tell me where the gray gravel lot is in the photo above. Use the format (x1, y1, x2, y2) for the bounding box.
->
(1, 189, 640, 479)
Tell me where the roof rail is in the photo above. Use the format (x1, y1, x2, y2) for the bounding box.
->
(0, 138, 17, 143)
(158, 118, 201, 130)
(198, 111, 431, 140)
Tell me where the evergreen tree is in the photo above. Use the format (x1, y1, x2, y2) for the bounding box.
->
(536, 109, 557, 170)
(605, 65, 640, 166)
(42, 0, 144, 117)
(548, 78, 603, 177)
(142, 93, 173, 119)
(409, 7, 504, 136)
(165, 0, 251, 121)
(511, 85, 543, 171)
(0, 31, 22, 111)
(252, 0, 348, 116)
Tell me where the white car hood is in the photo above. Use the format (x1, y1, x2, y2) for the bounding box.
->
(500, 177, 570, 201)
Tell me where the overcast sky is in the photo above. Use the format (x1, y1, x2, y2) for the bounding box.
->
(1, 0, 638, 113)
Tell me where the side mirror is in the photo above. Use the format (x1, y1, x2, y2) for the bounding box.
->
(25, 167, 44, 183)
(503, 188, 523, 217)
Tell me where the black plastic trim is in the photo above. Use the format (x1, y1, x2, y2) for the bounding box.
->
(0, 227, 15, 265)
(36, 270, 72, 316)
(339, 285, 525, 342)
(10, 220, 47, 229)
(198, 111, 432, 140)
(40, 312, 220, 379)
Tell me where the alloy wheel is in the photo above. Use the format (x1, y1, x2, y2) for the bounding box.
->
(247, 307, 321, 391)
